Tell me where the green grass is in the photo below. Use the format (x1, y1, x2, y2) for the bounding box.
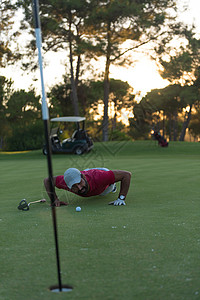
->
(0, 141, 200, 300)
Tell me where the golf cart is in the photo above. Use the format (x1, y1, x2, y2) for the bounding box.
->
(43, 116, 93, 155)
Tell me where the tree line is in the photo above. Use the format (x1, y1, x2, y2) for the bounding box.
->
(0, 75, 134, 150)
(130, 83, 200, 141)
(0, 0, 200, 150)
(1, 74, 200, 151)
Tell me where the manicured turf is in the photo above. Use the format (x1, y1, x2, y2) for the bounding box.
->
(0, 141, 200, 300)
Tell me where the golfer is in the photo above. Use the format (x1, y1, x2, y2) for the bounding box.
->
(44, 167, 131, 207)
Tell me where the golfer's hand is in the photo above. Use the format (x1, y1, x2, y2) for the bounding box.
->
(114, 199, 126, 206)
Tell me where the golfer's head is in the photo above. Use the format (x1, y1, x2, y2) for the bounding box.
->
(64, 168, 81, 189)
(64, 168, 88, 195)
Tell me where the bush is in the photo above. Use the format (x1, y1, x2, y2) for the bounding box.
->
(5, 121, 44, 151)
(109, 129, 131, 141)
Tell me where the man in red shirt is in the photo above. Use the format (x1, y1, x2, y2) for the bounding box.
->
(44, 167, 131, 207)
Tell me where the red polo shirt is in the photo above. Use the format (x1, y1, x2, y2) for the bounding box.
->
(55, 169, 115, 197)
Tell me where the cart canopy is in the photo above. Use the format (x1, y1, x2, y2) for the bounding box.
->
(51, 116, 86, 122)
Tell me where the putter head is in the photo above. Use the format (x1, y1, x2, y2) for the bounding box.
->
(18, 199, 29, 211)
(40, 199, 46, 203)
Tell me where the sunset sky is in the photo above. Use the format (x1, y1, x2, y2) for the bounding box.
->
(1, 0, 200, 97)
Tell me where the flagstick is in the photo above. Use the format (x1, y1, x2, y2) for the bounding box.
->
(32, 0, 62, 291)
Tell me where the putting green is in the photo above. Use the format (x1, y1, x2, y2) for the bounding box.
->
(0, 141, 199, 300)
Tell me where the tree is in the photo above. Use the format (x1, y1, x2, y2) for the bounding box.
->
(6, 89, 41, 126)
(4, 89, 43, 150)
(48, 76, 73, 118)
(130, 84, 185, 141)
(129, 96, 155, 140)
(0, 0, 16, 67)
(86, 0, 189, 140)
(48, 76, 102, 118)
(48, 77, 133, 138)
(158, 31, 200, 141)
(131, 28, 200, 142)
(0, 77, 43, 150)
(189, 109, 200, 141)
(179, 85, 200, 141)
(109, 79, 133, 130)
(17, 0, 94, 116)
(159, 85, 183, 141)
(0, 76, 14, 148)
(16, 0, 190, 141)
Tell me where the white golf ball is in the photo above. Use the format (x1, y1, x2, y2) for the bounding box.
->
(76, 206, 81, 212)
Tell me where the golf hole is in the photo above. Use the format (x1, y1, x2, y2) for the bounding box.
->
(49, 285, 73, 293)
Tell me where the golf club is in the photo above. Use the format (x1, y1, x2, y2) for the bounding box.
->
(17, 199, 46, 211)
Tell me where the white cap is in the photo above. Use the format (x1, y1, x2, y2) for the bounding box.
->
(64, 168, 81, 189)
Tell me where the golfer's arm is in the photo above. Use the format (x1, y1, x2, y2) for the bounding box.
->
(112, 170, 132, 198)
(44, 176, 59, 202)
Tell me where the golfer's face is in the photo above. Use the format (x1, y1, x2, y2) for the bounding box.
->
(71, 178, 88, 195)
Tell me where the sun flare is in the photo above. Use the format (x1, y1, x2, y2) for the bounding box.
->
(110, 57, 169, 98)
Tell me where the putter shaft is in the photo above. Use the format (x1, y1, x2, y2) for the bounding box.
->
(28, 199, 46, 205)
